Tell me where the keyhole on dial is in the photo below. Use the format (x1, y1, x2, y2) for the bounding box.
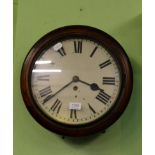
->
(73, 86, 78, 91)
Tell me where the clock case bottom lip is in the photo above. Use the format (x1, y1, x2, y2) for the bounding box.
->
(20, 25, 133, 137)
(25, 100, 131, 137)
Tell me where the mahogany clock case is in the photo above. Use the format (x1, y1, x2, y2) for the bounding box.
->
(20, 25, 133, 137)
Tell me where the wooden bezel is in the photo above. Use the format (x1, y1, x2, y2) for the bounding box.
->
(20, 25, 133, 137)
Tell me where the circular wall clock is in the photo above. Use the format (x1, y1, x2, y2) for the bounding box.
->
(21, 25, 133, 137)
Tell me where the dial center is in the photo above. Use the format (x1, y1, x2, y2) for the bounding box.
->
(73, 75, 79, 82)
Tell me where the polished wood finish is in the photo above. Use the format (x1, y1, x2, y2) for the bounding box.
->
(20, 25, 133, 137)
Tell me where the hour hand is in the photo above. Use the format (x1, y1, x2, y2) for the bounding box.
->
(73, 76, 103, 91)
(80, 81, 103, 91)
(90, 83, 101, 91)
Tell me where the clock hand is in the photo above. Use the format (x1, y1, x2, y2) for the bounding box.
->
(43, 76, 103, 104)
(73, 76, 103, 91)
(79, 80, 103, 91)
(52, 80, 74, 97)
(43, 80, 73, 104)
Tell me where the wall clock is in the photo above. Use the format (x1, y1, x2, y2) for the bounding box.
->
(21, 25, 133, 137)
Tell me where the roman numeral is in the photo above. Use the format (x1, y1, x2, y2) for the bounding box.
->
(70, 109, 77, 119)
(43, 94, 52, 104)
(37, 75, 50, 81)
(96, 90, 111, 104)
(99, 59, 111, 69)
(74, 41, 82, 53)
(103, 77, 115, 85)
(90, 46, 98, 57)
(39, 86, 52, 97)
(57, 46, 66, 56)
(50, 99, 62, 114)
(88, 103, 96, 114)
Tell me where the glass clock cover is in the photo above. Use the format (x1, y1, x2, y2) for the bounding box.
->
(21, 26, 133, 137)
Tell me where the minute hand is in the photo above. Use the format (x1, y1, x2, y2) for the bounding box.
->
(52, 80, 73, 97)
(43, 80, 73, 104)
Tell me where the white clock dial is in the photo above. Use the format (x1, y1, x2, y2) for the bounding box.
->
(31, 39, 121, 125)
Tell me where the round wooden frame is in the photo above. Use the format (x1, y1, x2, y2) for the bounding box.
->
(21, 25, 133, 137)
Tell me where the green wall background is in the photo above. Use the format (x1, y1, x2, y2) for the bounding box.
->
(14, 0, 142, 155)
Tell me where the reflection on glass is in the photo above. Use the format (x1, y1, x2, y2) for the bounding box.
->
(35, 60, 52, 64)
(32, 69, 62, 73)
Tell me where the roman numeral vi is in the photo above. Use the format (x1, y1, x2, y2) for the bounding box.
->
(70, 109, 77, 119)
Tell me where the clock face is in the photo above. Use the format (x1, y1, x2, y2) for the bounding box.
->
(21, 26, 133, 137)
(31, 39, 121, 125)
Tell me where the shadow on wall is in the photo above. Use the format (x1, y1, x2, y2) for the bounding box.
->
(58, 14, 142, 152)
(25, 14, 142, 154)
(59, 133, 100, 145)
(110, 14, 142, 153)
